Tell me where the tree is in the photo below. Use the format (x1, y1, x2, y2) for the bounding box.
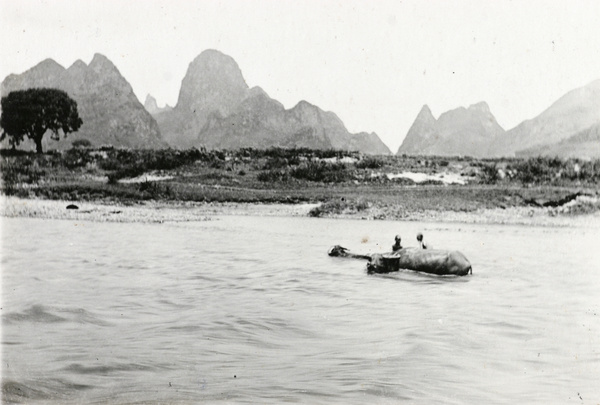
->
(1, 88, 83, 154)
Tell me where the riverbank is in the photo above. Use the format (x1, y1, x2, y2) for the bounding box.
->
(0, 196, 317, 223)
(3, 196, 599, 228)
(3, 148, 600, 228)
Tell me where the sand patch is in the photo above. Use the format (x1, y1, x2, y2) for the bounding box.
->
(386, 171, 467, 185)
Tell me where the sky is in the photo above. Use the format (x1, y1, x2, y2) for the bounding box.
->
(1, 0, 599, 152)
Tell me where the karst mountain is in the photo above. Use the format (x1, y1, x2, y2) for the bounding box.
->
(2, 50, 597, 157)
(495, 79, 600, 157)
(152, 50, 391, 154)
(1, 50, 390, 154)
(1, 54, 166, 150)
(397, 79, 600, 158)
(397, 102, 505, 157)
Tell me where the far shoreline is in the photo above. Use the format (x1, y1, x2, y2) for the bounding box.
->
(2, 196, 599, 228)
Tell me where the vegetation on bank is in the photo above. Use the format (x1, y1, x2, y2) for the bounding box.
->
(1, 88, 83, 153)
(478, 156, 600, 185)
(1, 146, 599, 218)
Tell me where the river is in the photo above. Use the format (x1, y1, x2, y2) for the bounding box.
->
(2, 216, 599, 404)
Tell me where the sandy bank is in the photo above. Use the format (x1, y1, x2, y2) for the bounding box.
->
(1, 196, 318, 223)
(2, 196, 599, 228)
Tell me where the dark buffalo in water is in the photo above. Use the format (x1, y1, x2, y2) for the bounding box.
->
(328, 245, 472, 276)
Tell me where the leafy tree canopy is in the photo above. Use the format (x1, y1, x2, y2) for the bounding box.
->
(1, 88, 83, 153)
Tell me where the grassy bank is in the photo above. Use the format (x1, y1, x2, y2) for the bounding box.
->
(1, 147, 599, 222)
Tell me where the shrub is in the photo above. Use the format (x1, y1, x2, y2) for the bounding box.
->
(290, 161, 351, 183)
(356, 156, 385, 169)
(0, 157, 46, 185)
(257, 169, 288, 182)
(99, 148, 204, 181)
(573, 160, 600, 183)
(262, 157, 292, 170)
(420, 179, 445, 186)
(480, 163, 500, 184)
(71, 139, 92, 148)
(63, 148, 96, 169)
(512, 157, 564, 184)
(138, 179, 175, 199)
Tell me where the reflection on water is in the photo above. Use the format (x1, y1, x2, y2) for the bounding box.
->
(2, 216, 599, 404)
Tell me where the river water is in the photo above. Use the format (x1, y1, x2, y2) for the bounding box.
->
(2, 215, 599, 404)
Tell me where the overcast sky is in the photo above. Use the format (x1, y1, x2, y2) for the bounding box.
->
(1, 0, 599, 151)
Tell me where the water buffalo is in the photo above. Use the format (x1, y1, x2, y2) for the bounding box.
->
(328, 245, 472, 276)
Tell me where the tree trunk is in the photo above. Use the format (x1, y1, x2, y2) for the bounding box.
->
(34, 136, 44, 154)
(33, 130, 45, 154)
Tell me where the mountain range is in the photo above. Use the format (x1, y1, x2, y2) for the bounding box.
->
(1, 54, 166, 150)
(397, 102, 505, 157)
(151, 50, 390, 154)
(1, 50, 598, 157)
(397, 79, 600, 158)
(0, 50, 390, 154)
(495, 79, 600, 157)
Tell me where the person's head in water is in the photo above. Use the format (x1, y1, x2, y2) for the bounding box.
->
(392, 235, 403, 251)
(395, 235, 402, 242)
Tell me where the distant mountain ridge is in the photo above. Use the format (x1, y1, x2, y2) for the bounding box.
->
(517, 122, 600, 159)
(153, 49, 391, 154)
(397, 79, 600, 158)
(4, 51, 597, 157)
(144, 94, 172, 115)
(1, 54, 166, 150)
(494, 79, 600, 157)
(197, 90, 390, 154)
(1, 50, 389, 154)
(397, 101, 505, 157)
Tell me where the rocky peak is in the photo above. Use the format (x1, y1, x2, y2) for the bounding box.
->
(68, 59, 87, 71)
(176, 49, 249, 112)
(1, 59, 66, 95)
(291, 100, 314, 114)
(437, 106, 466, 122)
(396, 105, 439, 155)
(417, 104, 434, 117)
(144, 94, 172, 115)
(89, 53, 116, 71)
(289, 100, 337, 124)
(287, 101, 326, 131)
(437, 102, 500, 129)
(36, 58, 65, 74)
(468, 101, 491, 114)
(239, 87, 285, 113)
(144, 94, 160, 113)
(246, 86, 269, 99)
(87, 53, 128, 87)
(414, 104, 436, 125)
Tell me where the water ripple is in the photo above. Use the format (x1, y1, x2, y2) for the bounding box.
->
(2, 216, 599, 404)
(3, 304, 112, 326)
